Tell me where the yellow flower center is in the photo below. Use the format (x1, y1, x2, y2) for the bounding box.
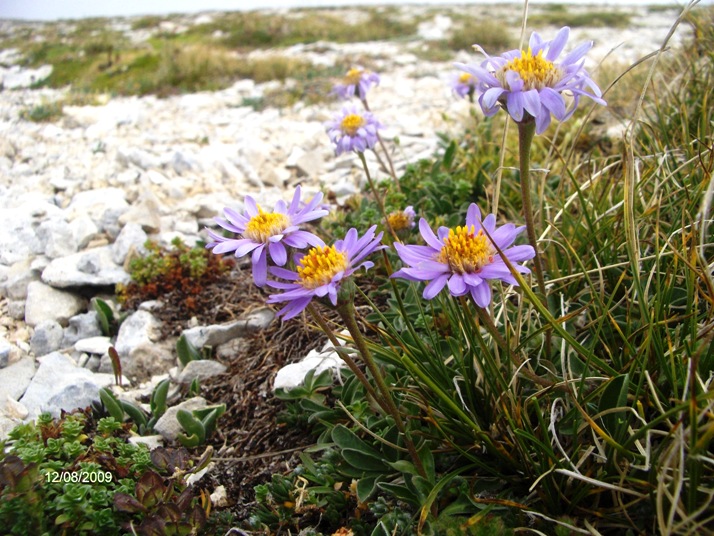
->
(344, 67, 364, 85)
(244, 208, 290, 243)
(340, 113, 365, 136)
(297, 245, 349, 289)
(387, 211, 411, 232)
(437, 226, 494, 274)
(498, 48, 562, 91)
(458, 73, 474, 85)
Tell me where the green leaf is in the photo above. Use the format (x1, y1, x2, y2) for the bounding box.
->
(150, 378, 170, 418)
(442, 140, 457, 170)
(331, 425, 382, 459)
(99, 388, 124, 422)
(176, 334, 202, 367)
(342, 448, 389, 472)
(378, 481, 420, 506)
(599, 373, 630, 442)
(92, 298, 114, 336)
(177, 432, 201, 448)
(120, 401, 148, 429)
(356, 476, 380, 503)
(176, 409, 206, 443)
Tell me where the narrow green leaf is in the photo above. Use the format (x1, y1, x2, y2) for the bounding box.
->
(99, 388, 124, 422)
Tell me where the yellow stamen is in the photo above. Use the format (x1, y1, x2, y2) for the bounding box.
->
(340, 113, 365, 136)
(498, 48, 561, 91)
(458, 73, 473, 85)
(438, 226, 494, 274)
(244, 207, 290, 243)
(387, 211, 411, 232)
(297, 245, 349, 289)
(344, 67, 364, 85)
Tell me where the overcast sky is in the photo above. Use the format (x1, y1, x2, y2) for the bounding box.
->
(0, 0, 698, 22)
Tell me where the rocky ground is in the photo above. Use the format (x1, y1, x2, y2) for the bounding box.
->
(0, 1, 693, 525)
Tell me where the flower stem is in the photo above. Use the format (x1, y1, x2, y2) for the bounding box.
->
(306, 303, 389, 414)
(517, 121, 551, 354)
(336, 301, 427, 480)
(358, 151, 399, 242)
(361, 97, 400, 192)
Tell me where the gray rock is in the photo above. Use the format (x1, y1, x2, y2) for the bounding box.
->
(116, 147, 160, 170)
(128, 435, 164, 450)
(61, 311, 102, 347)
(273, 340, 347, 392)
(69, 215, 101, 249)
(41, 246, 130, 288)
(0, 258, 40, 300)
(0, 64, 52, 88)
(74, 336, 112, 355)
(182, 308, 274, 349)
(0, 336, 10, 368)
(36, 217, 78, 259)
(118, 189, 162, 233)
(30, 319, 64, 356)
(177, 360, 227, 384)
(6, 300, 25, 320)
(113, 310, 174, 380)
(153, 396, 208, 442)
(112, 222, 148, 265)
(24, 281, 87, 327)
(100, 207, 129, 240)
(19, 352, 117, 419)
(0, 356, 35, 402)
(65, 187, 129, 224)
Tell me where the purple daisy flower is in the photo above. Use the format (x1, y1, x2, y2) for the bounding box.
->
(387, 205, 416, 232)
(325, 104, 382, 156)
(455, 26, 606, 134)
(391, 204, 536, 307)
(333, 66, 380, 101)
(267, 226, 384, 320)
(450, 71, 477, 100)
(206, 186, 328, 287)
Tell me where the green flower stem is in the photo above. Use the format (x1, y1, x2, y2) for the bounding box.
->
(358, 151, 399, 242)
(306, 303, 388, 415)
(336, 300, 427, 480)
(361, 97, 400, 192)
(517, 121, 546, 298)
(517, 120, 551, 355)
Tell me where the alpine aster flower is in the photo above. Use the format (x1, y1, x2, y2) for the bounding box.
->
(325, 105, 382, 156)
(392, 204, 536, 307)
(206, 186, 328, 287)
(387, 206, 416, 232)
(333, 66, 380, 100)
(455, 26, 606, 134)
(451, 72, 477, 100)
(267, 226, 384, 320)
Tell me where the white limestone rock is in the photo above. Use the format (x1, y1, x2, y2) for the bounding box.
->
(24, 280, 87, 327)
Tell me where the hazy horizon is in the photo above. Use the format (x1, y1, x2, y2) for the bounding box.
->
(0, 0, 700, 22)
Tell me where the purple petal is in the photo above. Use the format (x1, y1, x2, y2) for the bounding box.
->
(482, 87, 506, 110)
(448, 274, 467, 295)
(539, 87, 567, 120)
(470, 283, 492, 308)
(522, 89, 541, 119)
(506, 91, 525, 122)
(546, 27, 570, 61)
(423, 273, 449, 300)
(252, 248, 268, 287)
(269, 241, 287, 266)
(560, 41, 593, 66)
(419, 218, 444, 250)
(289, 185, 302, 214)
(269, 266, 300, 280)
(244, 196, 259, 217)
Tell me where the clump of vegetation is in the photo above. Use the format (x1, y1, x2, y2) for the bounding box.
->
(447, 18, 516, 53)
(19, 100, 64, 122)
(0, 410, 215, 535)
(528, 6, 632, 29)
(117, 237, 234, 321)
